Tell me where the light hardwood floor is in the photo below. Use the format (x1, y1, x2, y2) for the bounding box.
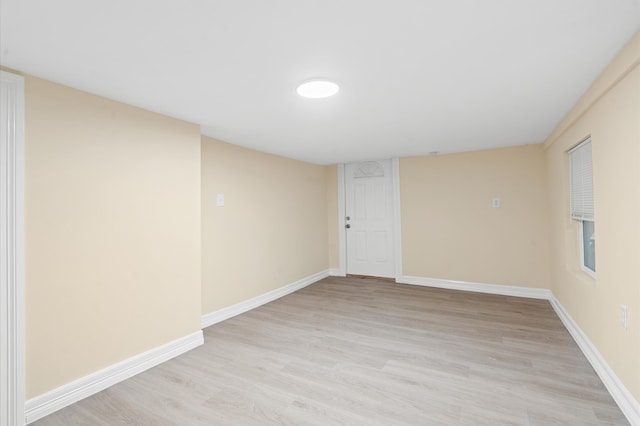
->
(33, 276, 628, 425)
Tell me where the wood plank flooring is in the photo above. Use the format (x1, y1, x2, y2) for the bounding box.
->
(33, 276, 628, 425)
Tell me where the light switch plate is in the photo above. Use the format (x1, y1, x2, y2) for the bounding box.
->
(620, 305, 627, 329)
(217, 193, 225, 207)
(492, 197, 501, 208)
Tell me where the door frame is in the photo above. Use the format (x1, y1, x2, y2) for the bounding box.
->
(337, 158, 403, 281)
(1, 70, 26, 426)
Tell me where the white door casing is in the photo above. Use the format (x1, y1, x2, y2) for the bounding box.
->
(1, 70, 26, 426)
(344, 159, 395, 278)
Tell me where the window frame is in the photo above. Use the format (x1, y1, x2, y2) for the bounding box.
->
(569, 137, 596, 277)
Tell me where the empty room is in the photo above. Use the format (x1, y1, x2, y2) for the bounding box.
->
(1, 1, 639, 425)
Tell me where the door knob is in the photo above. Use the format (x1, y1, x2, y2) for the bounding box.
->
(345, 224, 351, 229)
(345, 216, 350, 221)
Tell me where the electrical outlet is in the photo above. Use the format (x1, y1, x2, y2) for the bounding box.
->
(492, 197, 501, 208)
(620, 305, 627, 330)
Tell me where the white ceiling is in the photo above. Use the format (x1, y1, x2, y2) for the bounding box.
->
(1, 1, 639, 165)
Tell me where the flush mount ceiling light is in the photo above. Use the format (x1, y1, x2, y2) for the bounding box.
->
(296, 79, 340, 99)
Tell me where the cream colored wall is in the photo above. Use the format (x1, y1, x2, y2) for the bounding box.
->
(544, 32, 640, 400)
(325, 165, 339, 270)
(201, 136, 329, 314)
(24, 77, 202, 398)
(400, 145, 550, 288)
(20, 30, 639, 408)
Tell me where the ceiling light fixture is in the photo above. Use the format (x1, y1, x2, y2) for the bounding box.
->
(296, 79, 340, 99)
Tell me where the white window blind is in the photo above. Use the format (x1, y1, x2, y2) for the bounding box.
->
(569, 139, 594, 221)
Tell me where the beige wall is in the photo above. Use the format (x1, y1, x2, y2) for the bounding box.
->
(20, 29, 639, 408)
(400, 145, 550, 288)
(24, 77, 202, 398)
(201, 137, 329, 314)
(544, 32, 640, 400)
(326, 165, 339, 270)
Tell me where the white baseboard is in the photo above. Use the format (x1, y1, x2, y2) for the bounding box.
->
(201, 269, 330, 329)
(398, 274, 638, 426)
(329, 268, 345, 277)
(25, 331, 203, 424)
(549, 296, 640, 426)
(24, 272, 639, 426)
(398, 275, 552, 299)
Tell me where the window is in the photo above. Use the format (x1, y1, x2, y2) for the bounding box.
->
(581, 220, 596, 272)
(569, 138, 595, 274)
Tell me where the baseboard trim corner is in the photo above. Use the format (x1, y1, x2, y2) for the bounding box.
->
(25, 330, 203, 424)
(329, 268, 346, 277)
(201, 269, 330, 329)
(549, 295, 640, 426)
(398, 275, 552, 300)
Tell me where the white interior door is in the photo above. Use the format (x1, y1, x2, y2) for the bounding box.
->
(345, 160, 395, 278)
